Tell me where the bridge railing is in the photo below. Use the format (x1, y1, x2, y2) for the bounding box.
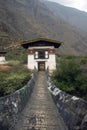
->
(0, 68, 38, 130)
(46, 71, 87, 130)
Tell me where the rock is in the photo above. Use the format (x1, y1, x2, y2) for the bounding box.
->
(81, 114, 87, 130)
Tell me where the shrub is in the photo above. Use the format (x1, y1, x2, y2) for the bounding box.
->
(52, 59, 81, 84)
(80, 58, 87, 65)
(52, 58, 87, 99)
(75, 74, 87, 97)
(0, 65, 31, 97)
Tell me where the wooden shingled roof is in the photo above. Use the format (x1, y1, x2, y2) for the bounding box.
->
(0, 51, 7, 54)
(21, 38, 63, 49)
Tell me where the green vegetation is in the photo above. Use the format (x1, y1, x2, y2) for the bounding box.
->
(0, 41, 30, 97)
(0, 64, 31, 97)
(52, 56, 87, 100)
(6, 48, 27, 63)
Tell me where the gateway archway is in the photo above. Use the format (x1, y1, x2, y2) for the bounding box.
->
(38, 61, 45, 71)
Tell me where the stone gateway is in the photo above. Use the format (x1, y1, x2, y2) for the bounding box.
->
(21, 38, 62, 71)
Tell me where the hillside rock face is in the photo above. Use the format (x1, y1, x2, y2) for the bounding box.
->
(44, 0, 87, 32)
(0, 0, 87, 55)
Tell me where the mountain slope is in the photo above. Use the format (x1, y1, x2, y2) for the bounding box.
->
(44, 0, 87, 32)
(0, 0, 87, 55)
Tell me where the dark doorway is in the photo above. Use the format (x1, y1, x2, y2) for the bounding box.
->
(38, 62, 45, 71)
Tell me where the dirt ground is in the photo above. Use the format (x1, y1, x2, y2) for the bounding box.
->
(0, 65, 11, 71)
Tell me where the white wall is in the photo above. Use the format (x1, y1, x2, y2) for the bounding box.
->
(0, 56, 7, 65)
(27, 46, 56, 71)
(28, 55, 37, 70)
(46, 54, 56, 70)
(27, 53, 56, 71)
(0, 56, 5, 62)
(0, 56, 5, 61)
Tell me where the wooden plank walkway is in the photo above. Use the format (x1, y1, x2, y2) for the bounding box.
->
(14, 72, 68, 130)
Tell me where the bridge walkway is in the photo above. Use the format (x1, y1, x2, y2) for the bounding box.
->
(14, 71, 68, 130)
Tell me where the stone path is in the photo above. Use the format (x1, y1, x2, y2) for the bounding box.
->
(14, 72, 68, 130)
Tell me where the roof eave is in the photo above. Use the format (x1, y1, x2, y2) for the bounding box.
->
(21, 38, 63, 49)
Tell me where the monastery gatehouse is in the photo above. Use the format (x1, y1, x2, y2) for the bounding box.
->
(21, 38, 62, 71)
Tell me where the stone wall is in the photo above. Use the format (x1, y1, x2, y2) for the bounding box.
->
(0, 70, 37, 130)
(46, 74, 87, 130)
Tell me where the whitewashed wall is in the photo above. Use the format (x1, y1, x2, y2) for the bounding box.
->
(46, 54, 56, 70)
(27, 54, 56, 71)
(0, 56, 5, 62)
(28, 55, 37, 69)
(27, 46, 56, 71)
(0, 56, 7, 64)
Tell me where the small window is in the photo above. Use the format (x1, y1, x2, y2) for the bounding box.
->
(34, 50, 49, 59)
(45, 51, 49, 59)
(34, 51, 38, 59)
